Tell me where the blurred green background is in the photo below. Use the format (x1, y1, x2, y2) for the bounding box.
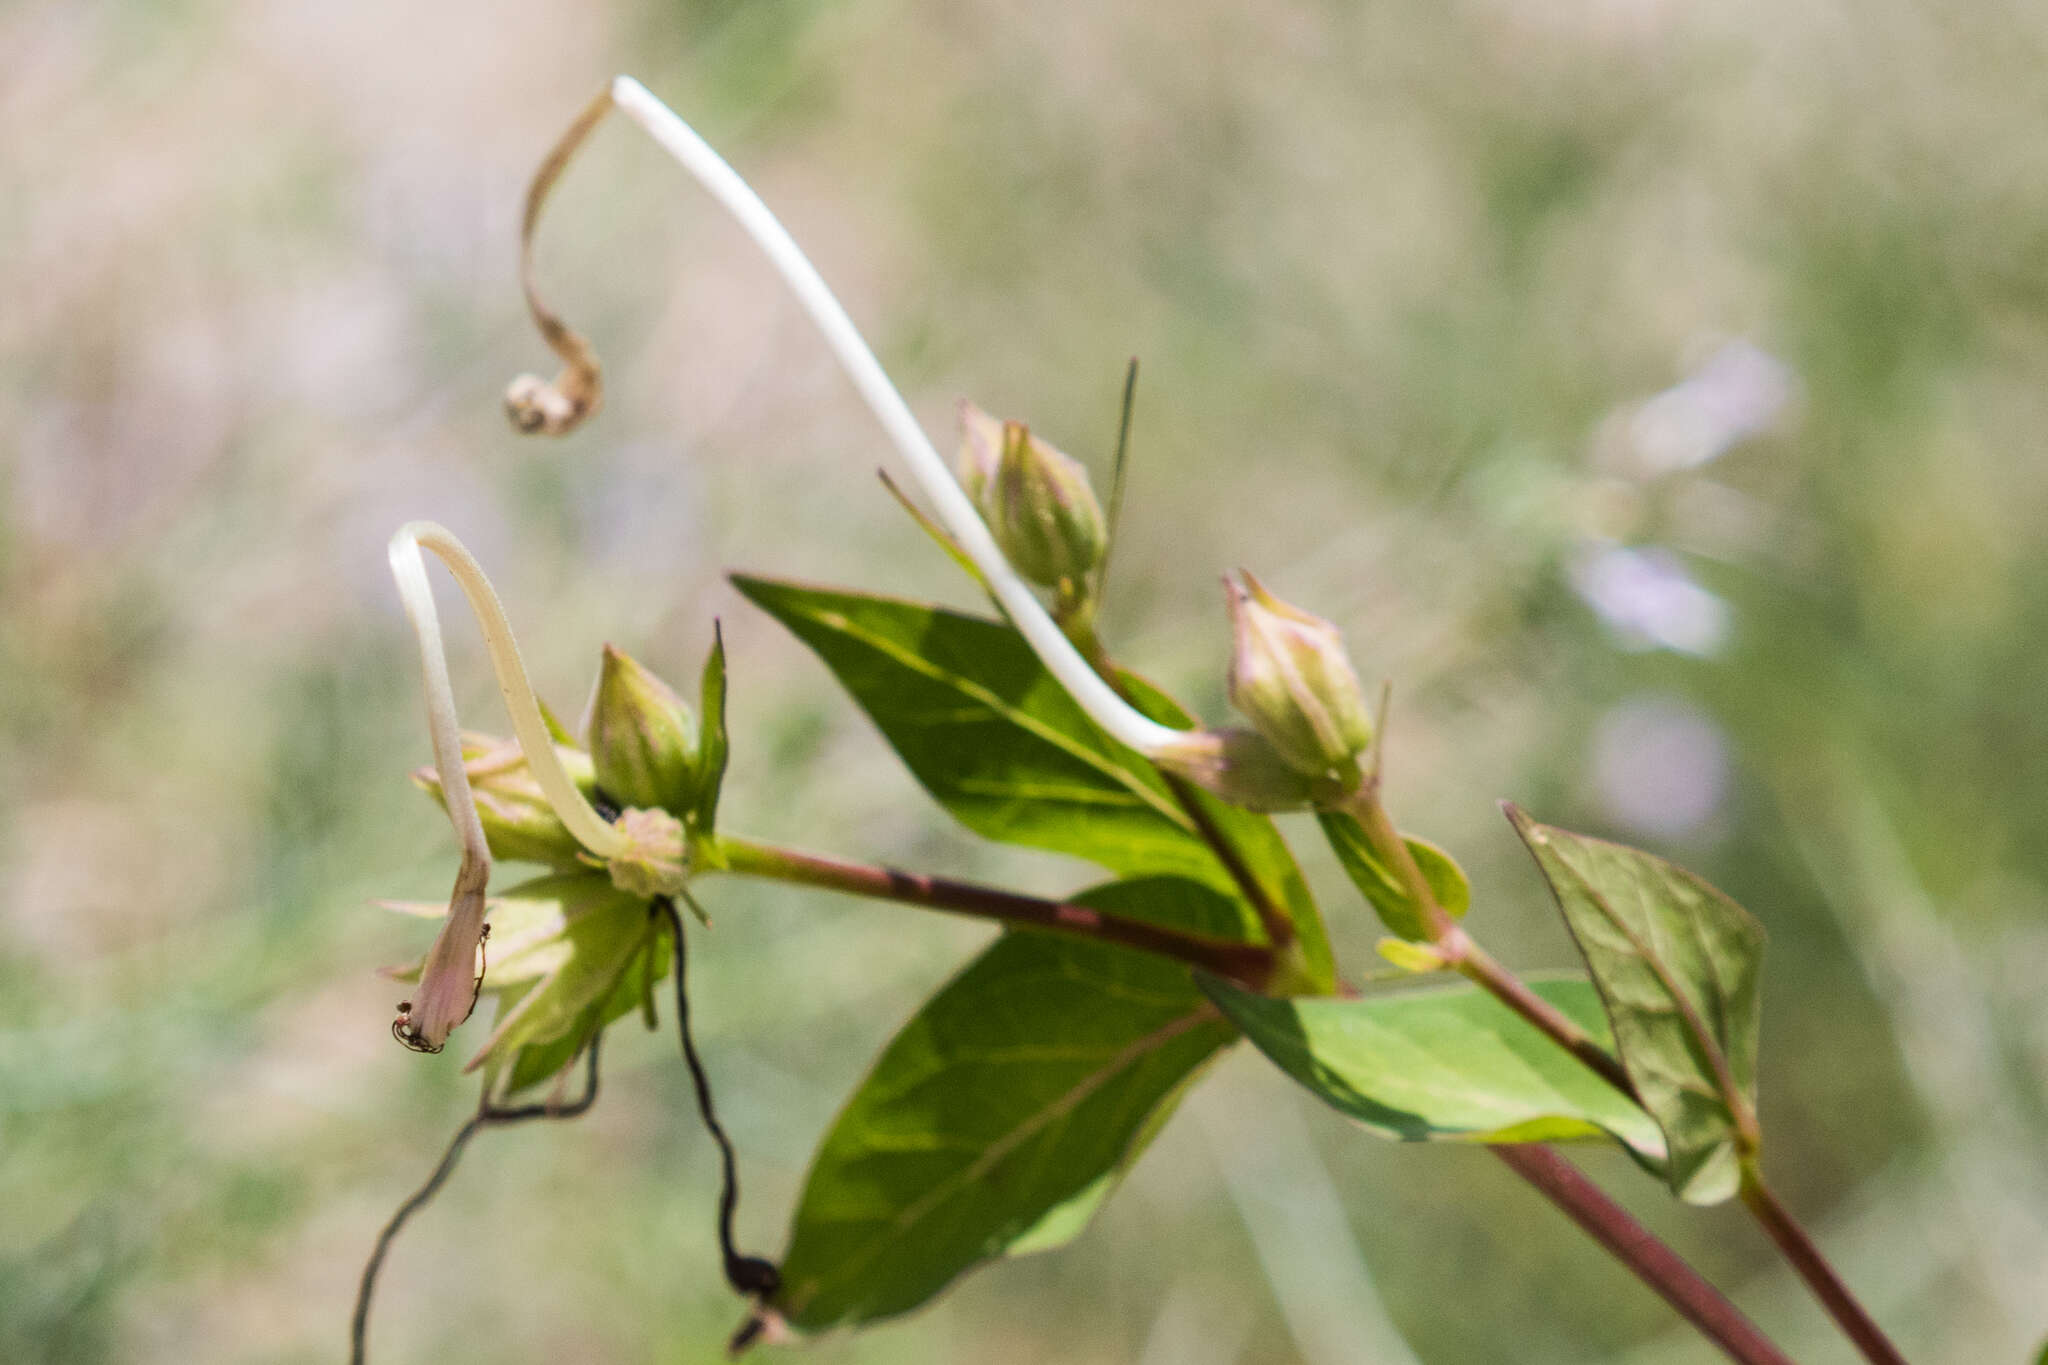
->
(5, 0, 2047, 1361)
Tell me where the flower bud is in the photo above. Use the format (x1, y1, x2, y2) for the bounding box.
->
(414, 735, 596, 869)
(958, 404, 1107, 589)
(588, 644, 700, 818)
(1151, 727, 1317, 812)
(955, 400, 1006, 505)
(1225, 571, 1373, 778)
(605, 806, 689, 899)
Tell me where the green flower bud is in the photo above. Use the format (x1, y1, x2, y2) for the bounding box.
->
(1151, 726, 1317, 812)
(1225, 571, 1373, 778)
(413, 734, 596, 869)
(605, 806, 689, 899)
(588, 644, 700, 818)
(957, 403, 1107, 589)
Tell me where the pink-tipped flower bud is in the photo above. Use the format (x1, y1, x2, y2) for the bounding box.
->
(413, 735, 596, 870)
(588, 645, 700, 819)
(955, 400, 1007, 505)
(1225, 571, 1373, 779)
(957, 402, 1107, 590)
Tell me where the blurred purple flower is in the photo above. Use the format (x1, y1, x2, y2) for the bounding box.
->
(1615, 340, 1795, 478)
(1568, 543, 1729, 656)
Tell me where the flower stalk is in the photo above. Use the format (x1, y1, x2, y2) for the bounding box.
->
(511, 77, 1186, 762)
(387, 520, 627, 1050)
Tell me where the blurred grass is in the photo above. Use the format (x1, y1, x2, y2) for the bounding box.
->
(4, 0, 2048, 1360)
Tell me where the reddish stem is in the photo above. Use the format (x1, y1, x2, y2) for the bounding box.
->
(711, 835, 1275, 987)
(1494, 1145, 1794, 1365)
(1740, 1173, 1909, 1365)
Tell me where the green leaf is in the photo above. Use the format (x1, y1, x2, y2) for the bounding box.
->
(462, 872, 661, 1078)
(771, 917, 1235, 1332)
(693, 623, 730, 835)
(1201, 974, 1666, 1160)
(499, 923, 668, 1095)
(733, 576, 1335, 988)
(1316, 811, 1470, 941)
(1504, 805, 1763, 1205)
(536, 696, 577, 747)
(731, 576, 1218, 885)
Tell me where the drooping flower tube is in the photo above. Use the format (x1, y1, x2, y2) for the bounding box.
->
(386, 520, 628, 1051)
(509, 76, 1188, 764)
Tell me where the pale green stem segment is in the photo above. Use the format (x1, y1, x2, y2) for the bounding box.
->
(388, 520, 627, 861)
(602, 76, 1183, 758)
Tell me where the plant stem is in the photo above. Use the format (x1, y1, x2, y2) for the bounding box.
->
(1740, 1168, 1910, 1365)
(1343, 785, 1907, 1364)
(1493, 1144, 1794, 1365)
(707, 834, 1275, 986)
(601, 76, 1185, 762)
(1449, 927, 1635, 1097)
(1339, 786, 1626, 1088)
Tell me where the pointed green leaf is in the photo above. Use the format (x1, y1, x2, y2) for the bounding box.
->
(458, 872, 659, 1078)
(536, 696, 577, 747)
(499, 923, 669, 1095)
(733, 576, 1333, 988)
(879, 469, 993, 595)
(693, 623, 729, 834)
(771, 915, 1235, 1332)
(1201, 974, 1666, 1161)
(731, 576, 1218, 886)
(1317, 811, 1470, 941)
(1504, 805, 1763, 1204)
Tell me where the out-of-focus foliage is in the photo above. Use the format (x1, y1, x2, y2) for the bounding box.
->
(4, 0, 2046, 1360)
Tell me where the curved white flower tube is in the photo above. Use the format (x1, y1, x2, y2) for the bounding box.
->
(387, 520, 627, 1048)
(597, 76, 1184, 759)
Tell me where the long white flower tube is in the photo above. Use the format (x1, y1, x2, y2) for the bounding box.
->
(603, 76, 1184, 759)
(387, 520, 627, 1048)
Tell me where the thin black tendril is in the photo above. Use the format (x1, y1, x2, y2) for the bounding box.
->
(350, 1037, 602, 1365)
(656, 897, 780, 1300)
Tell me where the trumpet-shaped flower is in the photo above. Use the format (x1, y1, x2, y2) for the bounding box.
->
(386, 521, 628, 1053)
(506, 77, 1186, 768)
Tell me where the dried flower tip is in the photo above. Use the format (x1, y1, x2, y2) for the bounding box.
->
(1225, 571, 1373, 779)
(395, 850, 492, 1052)
(507, 85, 615, 438)
(505, 350, 602, 437)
